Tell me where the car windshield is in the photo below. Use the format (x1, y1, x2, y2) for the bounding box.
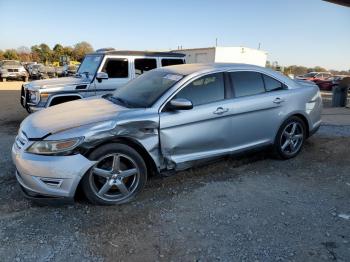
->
(111, 70, 183, 108)
(77, 55, 102, 76)
(1, 60, 21, 66)
(303, 73, 317, 77)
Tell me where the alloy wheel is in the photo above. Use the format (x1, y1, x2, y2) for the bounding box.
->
(89, 153, 140, 202)
(280, 121, 304, 155)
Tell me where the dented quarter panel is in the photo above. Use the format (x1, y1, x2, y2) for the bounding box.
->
(47, 107, 163, 170)
(17, 63, 323, 177)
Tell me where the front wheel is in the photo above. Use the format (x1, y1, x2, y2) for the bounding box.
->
(81, 143, 147, 205)
(274, 116, 306, 159)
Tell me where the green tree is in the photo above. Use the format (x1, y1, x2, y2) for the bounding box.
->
(72, 41, 94, 61)
(39, 43, 52, 63)
(17, 46, 31, 62)
(311, 66, 327, 72)
(3, 49, 19, 60)
(53, 43, 64, 61)
(63, 46, 73, 57)
(284, 65, 308, 76)
(31, 44, 52, 64)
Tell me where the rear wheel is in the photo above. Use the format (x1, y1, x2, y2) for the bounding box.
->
(274, 116, 306, 159)
(81, 143, 147, 205)
(1, 77, 6, 82)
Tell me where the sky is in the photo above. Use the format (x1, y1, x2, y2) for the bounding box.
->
(0, 0, 349, 70)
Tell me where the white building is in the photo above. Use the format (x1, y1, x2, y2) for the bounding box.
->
(174, 46, 268, 67)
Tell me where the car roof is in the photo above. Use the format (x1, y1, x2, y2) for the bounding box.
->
(158, 63, 297, 88)
(90, 49, 185, 58)
(159, 63, 270, 75)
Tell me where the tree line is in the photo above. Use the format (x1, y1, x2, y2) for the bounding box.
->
(0, 41, 94, 64)
(266, 61, 350, 76)
(1, 44, 348, 75)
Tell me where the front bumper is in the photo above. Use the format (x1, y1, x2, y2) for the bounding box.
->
(20, 84, 46, 113)
(2, 72, 27, 79)
(12, 143, 95, 200)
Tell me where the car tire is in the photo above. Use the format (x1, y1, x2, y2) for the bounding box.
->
(1, 77, 6, 82)
(274, 116, 306, 159)
(81, 143, 147, 205)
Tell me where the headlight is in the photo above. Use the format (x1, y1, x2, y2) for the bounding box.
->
(26, 137, 83, 155)
(28, 90, 39, 104)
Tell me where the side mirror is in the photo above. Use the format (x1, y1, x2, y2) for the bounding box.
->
(96, 72, 108, 82)
(167, 98, 193, 111)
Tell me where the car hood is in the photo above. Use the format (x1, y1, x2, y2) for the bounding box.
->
(25, 76, 91, 90)
(20, 98, 127, 138)
(1, 65, 24, 70)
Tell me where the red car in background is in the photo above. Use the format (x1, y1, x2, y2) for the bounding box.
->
(296, 72, 332, 81)
(313, 76, 347, 91)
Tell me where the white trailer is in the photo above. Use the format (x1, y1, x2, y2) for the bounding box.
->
(174, 46, 268, 67)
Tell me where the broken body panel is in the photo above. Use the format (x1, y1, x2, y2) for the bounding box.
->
(13, 63, 322, 201)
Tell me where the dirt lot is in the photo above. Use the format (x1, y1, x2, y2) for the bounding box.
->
(0, 82, 349, 262)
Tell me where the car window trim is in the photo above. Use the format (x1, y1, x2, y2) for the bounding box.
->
(161, 58, 185, 67)
(229, 71, 266, 98)
(261, 73, 287, 92)
(223, 72, 233, 99)
(159, 71, 229, 113)
(161, 72, 227, 111)
(228, 70, 289, 98)
(134, 58, 158, 76)
(102, 57, 130, 78)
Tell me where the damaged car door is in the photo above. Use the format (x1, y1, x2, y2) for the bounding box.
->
(159, 73, 232, 168)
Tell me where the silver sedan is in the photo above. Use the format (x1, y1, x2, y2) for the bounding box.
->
(12, 63, 322, 205)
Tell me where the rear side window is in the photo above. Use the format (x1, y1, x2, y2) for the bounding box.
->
(102, 58, 128, 78)
(134, 58, 157, 76)
(230, 71, 265, 97)
(262, 74, 284, 92)
(161, 59, 184, 67)
(175, 73, 225, 106)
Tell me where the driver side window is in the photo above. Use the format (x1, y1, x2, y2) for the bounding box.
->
(102, 58, 129, 78)
(175, 73, 225, 106)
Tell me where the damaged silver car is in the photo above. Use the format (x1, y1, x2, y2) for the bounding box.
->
(12, 63, 322, 205)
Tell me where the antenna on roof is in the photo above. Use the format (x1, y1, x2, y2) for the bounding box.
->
(258, 43, 261, 50)
(215, 38, 218, 47)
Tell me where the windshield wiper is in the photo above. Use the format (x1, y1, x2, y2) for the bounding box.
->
(75, 71, 90, 78)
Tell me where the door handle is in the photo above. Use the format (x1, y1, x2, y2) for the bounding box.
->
(273, 97, 285, 104)
(213, 107, 229, 115)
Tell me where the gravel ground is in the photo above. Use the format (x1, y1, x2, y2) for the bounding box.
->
(0, 82, 349, 262)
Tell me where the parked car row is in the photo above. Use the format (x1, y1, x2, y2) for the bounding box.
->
(0, 60, 81, 82)
(296, 71, 348, 91)
(13, 58, 323, 205)
(26, 63, 80, 79)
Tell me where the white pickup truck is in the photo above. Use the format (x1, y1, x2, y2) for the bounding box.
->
(20, 49, 185, 113)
